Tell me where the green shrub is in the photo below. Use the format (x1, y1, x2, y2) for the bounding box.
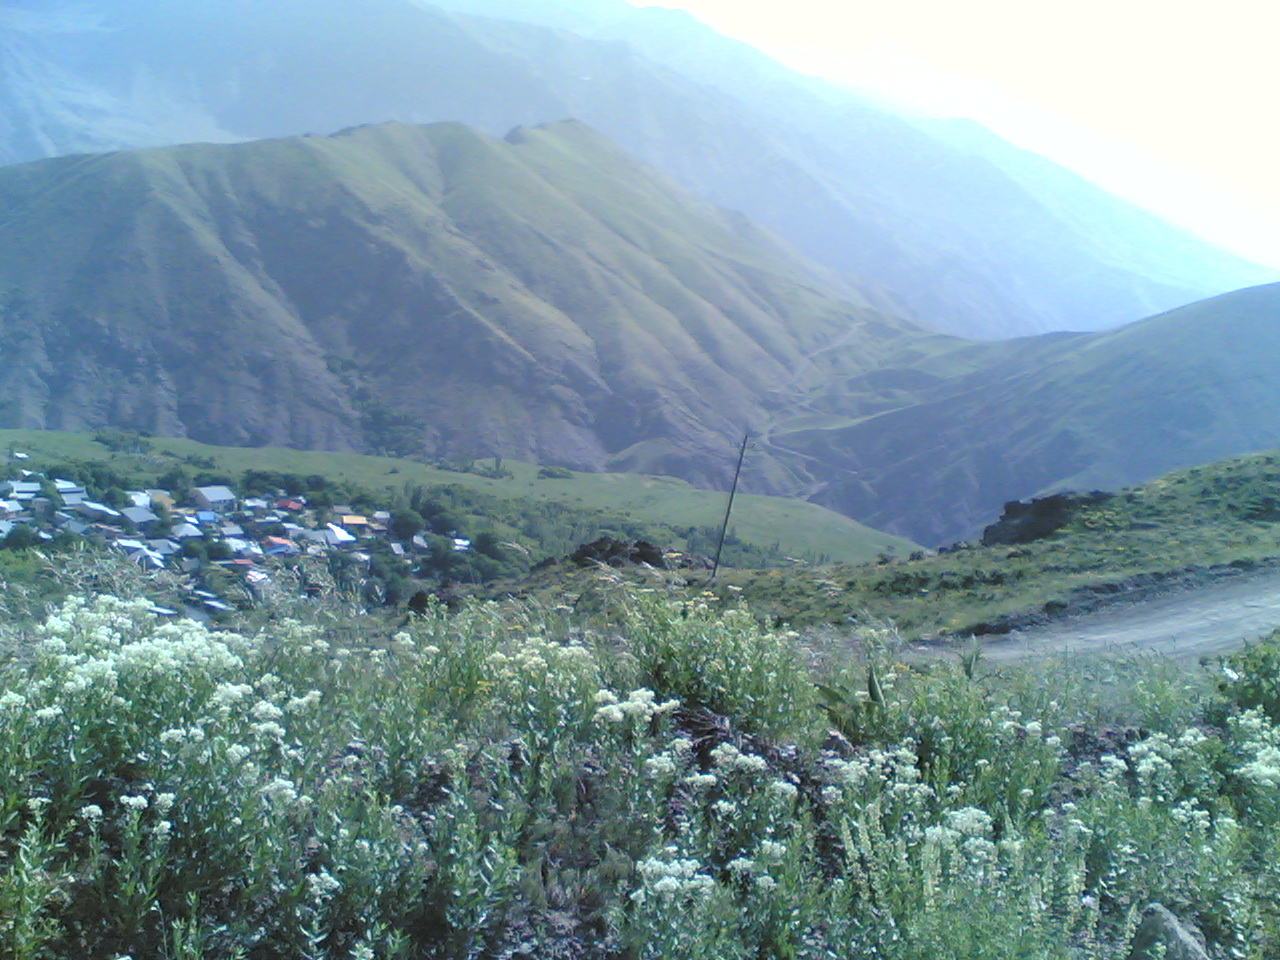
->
(1218, 629, 1280, 723)
(610, 590, 812, 738)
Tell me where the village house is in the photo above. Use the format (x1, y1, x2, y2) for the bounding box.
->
(58, 517, 90, 537)
(192, 485, 237, 513)
(0, 480, 41, 501)
(53, 479, 88, 506)
(262, 536, 299, 557)
(338, 514, 369, 532)
(323, 523, 358, 547)
(146, 490, 176, 511)
(122, 506, 161, 530)
(75, 501, 122, 522)
(147, 539, 181, 557)
(225, 537, 262, 558)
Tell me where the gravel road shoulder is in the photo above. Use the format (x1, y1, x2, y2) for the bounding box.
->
(970, 560, 1280, 663)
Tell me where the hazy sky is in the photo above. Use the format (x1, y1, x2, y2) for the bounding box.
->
(623, 0, 1280, 268)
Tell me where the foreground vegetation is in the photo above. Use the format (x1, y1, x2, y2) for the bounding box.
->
(3, 581, 1280, 958)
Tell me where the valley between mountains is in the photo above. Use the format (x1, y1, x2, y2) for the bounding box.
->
(3, 120, 1280, 544)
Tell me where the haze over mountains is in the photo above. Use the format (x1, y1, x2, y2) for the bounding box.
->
(0, 0, 1272, 340)
(4, 117, 1280, 545)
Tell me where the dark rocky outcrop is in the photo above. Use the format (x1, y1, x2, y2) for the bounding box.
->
(569, 538, 667, 569)
(981, 492, 1114, 546)
(1126, 903, 1210, 960)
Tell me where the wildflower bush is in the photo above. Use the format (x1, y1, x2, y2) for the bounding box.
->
(2, 588, 1280, 957)
(1218, 627, 1280, 723)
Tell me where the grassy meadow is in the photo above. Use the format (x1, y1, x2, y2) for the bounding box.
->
(0, 429, 916, 567)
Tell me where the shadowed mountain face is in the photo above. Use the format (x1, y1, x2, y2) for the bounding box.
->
(0, 0, 1272, 339)
(773, 283, 1280, 544)
(0, 120, 914, 490)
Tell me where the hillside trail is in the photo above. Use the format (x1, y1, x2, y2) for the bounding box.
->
(971, 565, 1280, 664)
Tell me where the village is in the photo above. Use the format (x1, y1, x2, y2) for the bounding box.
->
(0, 454, 474, 615)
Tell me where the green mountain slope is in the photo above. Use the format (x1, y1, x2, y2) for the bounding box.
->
(1, 0, 1272, 338)
(5, 123, 1280, 547)
(0, 120, 914, 490)
(781, 283, 1280, 544)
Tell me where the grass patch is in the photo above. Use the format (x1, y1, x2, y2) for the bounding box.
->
(0, 429, 916, 567)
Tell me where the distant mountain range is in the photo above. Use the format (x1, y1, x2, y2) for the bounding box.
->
(0, 120, 914, 492)
(3, 121, 1280, 544)
(0, 0, 1272, 339)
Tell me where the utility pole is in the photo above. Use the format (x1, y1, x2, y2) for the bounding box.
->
(709, 432, 749, 582)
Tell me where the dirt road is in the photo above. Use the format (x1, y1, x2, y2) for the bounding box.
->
(976, 566, 1280, 663)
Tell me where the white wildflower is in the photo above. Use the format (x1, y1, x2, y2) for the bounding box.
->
(594, 704, 626, 724)
(945, 806, 994, 838)
(306, 869, 342, 901)
(250, 700, 284, 722)
(260, 778, 299, 805)
(252, 721, 286, 741)
(757, 840, 787, 863)
(769, 780, 798, 800)
(644, 754, 678, 779)
(710, 743, 767, 774)
(285, 690, 322, 713)
(682, 773, 717, 790)
(226, 744, 252, 765)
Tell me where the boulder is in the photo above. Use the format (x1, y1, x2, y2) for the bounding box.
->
(1126, 903, 1210, 960)
(569, 537, 669, 569)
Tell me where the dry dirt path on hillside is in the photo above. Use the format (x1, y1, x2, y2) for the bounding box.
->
(973, 566, 1280, 664)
